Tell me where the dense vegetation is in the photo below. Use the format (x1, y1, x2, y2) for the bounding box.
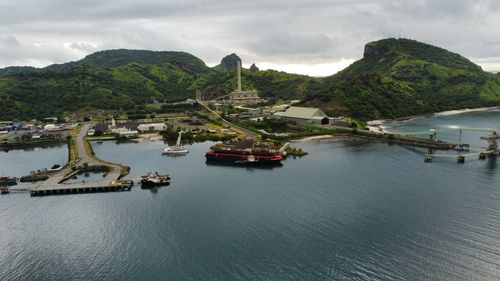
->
(0, 49, 211, 75)
(1, 39, 499, 121)
(0, 65, 196, 120)
(0, 52, 318, 120)
(303, 38, 500, 119)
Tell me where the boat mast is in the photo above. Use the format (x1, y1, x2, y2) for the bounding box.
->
(176, 131, 183, 147)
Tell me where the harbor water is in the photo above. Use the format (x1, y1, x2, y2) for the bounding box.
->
(0, 111, 499, 280)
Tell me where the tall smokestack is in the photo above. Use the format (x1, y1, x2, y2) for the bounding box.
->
(237, 60, 242, 92)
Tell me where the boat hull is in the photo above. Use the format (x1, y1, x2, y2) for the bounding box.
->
(139, 172, 171, 188)
(162, 146, 189, 155)
(162, 151, 189, 155)
(205, 151, 283, 165)
(0, 177, 17, 186)
(140, 180, 170, 189)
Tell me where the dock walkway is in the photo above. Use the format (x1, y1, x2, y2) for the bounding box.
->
(31, 124, 132, 196)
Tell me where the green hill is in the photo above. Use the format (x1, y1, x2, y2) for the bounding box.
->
(213, 53, 241, 72)
(0, 51, 317, 120)
(0, 63, 201, 120)
(303, 38, 500, 120)
(0, 49, 211, 76)
(0, 50, 214, 120)
(193, 67, 319, 101)
(1, 39, 499, 121)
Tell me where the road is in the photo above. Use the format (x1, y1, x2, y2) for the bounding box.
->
(196, 100, 261, 139)
(32, 124, 124, 191)
(76, 124, 122, 181)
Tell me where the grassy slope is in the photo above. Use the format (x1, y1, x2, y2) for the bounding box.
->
(0, 65, 196, 120)
(1, 40, 499, 121)
(193, 69, 320, 101)
(304, 38, 500, 120)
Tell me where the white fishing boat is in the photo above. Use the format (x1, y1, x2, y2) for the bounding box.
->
(162, 131, 189, 155)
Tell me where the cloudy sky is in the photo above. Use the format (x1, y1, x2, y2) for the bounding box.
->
(1, 0, 499, 76)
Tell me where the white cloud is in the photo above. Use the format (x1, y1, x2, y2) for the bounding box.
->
(67, 42, 99, 54)
(0, 36, 82, 67)
(0, 0, 499, 75)
(250, 58, 356, 77)
(473, 57, 500, 73)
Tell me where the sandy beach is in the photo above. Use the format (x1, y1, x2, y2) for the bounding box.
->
(366, 106, 499, 132)
(291, 134, 373, 143)
(291, 135, 336, 142)
(134, 133, 164, 142)
(432, 106, 499, 116)
(366, 120, 388, 133)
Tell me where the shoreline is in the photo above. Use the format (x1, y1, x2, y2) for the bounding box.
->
(0, 139, 67, 151)
(367, 106, 499, 132)
(432, 106, 499, 116)
(291, 134, 387, 143)
(291, 135, 337, 142)
(290, 132, 459, 150)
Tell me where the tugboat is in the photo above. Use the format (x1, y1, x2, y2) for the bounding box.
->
(163, 131, 189, 155)
(479, 152, 486, 160)
(0, 176, 17, 186)
(424, 153, 433, 163)
(0, 187, 9, 194)
(140, 171, 171, 188)
(205, 139, 284, 165)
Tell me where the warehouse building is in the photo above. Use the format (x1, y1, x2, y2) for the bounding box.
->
(273, 106, 330, 125)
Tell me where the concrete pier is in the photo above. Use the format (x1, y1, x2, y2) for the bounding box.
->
(31, 124, 132, 197)
(30, 180, 133, 196)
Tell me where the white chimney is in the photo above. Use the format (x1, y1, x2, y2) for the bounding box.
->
(237, 60, 242, 92)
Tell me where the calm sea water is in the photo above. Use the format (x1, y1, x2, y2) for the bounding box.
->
(0, 144, 67, 189)
(0, 111, 499, 280)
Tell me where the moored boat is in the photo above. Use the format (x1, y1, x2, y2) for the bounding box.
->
(163, 131, 189, 155)
(205, 139, 284, 165)
(140, 171, 171, 188)
(0, 176, 17, 186)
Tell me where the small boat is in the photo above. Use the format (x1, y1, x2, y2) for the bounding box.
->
(163, 131, 189, 155)
(0, 176, 17, 186)
(424, 153, 433, 162)
(140, 171, 171, 188)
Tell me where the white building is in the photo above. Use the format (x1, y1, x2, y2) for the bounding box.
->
(137, 123, 167, 132)
(273, 106, 330, 125)
(43, 124, 58, 131)
(118, 130, 139, 138)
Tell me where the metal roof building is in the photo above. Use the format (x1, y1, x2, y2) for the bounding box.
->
(273, 106, 329, 125)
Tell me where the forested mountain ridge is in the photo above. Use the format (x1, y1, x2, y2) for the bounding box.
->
(1, 39, 499, 121)
(303, 38, 500, 119)
(0, 50, 317, 120)
(0, 49, 212, 75)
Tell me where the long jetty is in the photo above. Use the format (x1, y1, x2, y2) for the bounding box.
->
(30, 124, 132, 196)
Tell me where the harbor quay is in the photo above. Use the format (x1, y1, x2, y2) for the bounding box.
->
(30, 180, 133, 196)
